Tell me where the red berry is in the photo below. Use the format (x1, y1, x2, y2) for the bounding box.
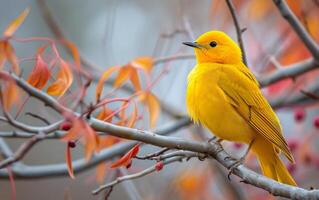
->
(288, 139, 299, 152)
(294, 108, 305, 122)
(233, 143, 243, 149)
(60, 122, 72, 131)
(68, 141, 76, 148)
(313, 116, 319, 129)
(155, 161, 164, 171)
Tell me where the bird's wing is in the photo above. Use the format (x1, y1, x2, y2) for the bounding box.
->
(218, 65, 294, 163)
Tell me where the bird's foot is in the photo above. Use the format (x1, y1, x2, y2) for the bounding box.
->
(227, 157, 245, 181)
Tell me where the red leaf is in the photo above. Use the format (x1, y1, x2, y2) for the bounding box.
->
(66, 144, 75, 179)
(110, 144, 140, 168)
(27, 55, 51, 89)
(3, 7, 30, 37)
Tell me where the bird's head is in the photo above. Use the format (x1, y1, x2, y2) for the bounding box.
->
(183, 30, 242, 65)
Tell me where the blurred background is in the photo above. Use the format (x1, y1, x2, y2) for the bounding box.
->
(0, 0, 319, 199)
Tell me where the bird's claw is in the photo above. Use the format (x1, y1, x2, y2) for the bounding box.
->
(227, 158, 244, 181)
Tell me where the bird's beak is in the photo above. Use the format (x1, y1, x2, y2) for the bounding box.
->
(183, 42, 202, 49)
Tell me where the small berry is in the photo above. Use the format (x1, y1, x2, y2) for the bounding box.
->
(233, 143, 243, 149)
(60, 122, 72, 131)
(313, 116, 319, 129)
(68, 141, 76, 148)
(155, 161, 164, 171)
(288, 139, 299, 152)
(294, 108, 305, 122)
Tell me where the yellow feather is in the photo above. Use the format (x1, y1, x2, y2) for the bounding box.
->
(185, 30, 296, 185)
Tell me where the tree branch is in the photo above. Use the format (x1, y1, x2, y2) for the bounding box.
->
(273, 0, 319, 60)
(225, 0, 248, 65)
(92, 156, 188, 195)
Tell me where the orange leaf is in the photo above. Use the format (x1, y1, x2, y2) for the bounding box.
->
(3, 7, 30, 37)
(96, 66, 120, 101)
(27, 55, 50, 89)
(62, 118, 98, 161)
(63, 40, 81, 68)
(47, 59, 73, 96)
(0, 42, 5, 68)
(131, 57, 154, 74)
(1, 79, 19, 111)
(127, 102, 138, 128)
(84, 124, 98, 160)
(65, 144, 75, 179)
(141, 92, 160, 128)
(96, 163, 108, 183)
(3, 42, 19, 74)
(110, 144, 140, 168)
(130, 69, 141, 91)
(97, 106, 113, 122)
(113, 66, 131, 88)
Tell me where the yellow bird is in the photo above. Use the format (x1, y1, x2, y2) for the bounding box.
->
(184, 30, 297, 186)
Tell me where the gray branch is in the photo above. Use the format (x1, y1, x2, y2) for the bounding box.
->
(273, 0, 319, 60)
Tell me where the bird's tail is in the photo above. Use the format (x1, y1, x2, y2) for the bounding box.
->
(251, 137, 297, 186)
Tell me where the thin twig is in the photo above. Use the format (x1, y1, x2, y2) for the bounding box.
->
(225, 0, 248, 65)
(0, 133, 46, 169)
(92, 156, 185, 195)
(273, 0, 319, 60)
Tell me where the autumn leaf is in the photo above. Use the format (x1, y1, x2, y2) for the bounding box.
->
(3, 7, 30, 37)
(65, 144, 75, 179)
(63, 40, 81, 68)
(129, 68, 141, 91)
(96, 66, 120, 101)
(0, 42, 5, 68)
(0, 78, 19, 111)
(0, 41, 19, 74)
(96, 163, 108, 183)
(62, 118, 98, 161)
(127, 101, 138, 128)
(47, 59, 73, 96)
(110, 144, 140, 168)
(131, 56, 154, 74)
(140, 91, 160, 128)
(114, 66, 132, 88)
(97, 106, 114, 122)
(27, 55, 51, 89)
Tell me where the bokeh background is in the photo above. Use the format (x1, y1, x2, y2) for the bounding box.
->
(0, 0, 319, 199)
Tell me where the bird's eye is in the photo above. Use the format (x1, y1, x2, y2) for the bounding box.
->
(209, 41, 217, 48)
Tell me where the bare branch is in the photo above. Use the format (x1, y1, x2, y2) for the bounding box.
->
(0, 117, 191, 178)
(225, 0, 248, 65)
(0, 133, 45, 169)
(258, 58, 319, 87)
(92, 156, 185, 195)
(273, 0, 319, 60)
